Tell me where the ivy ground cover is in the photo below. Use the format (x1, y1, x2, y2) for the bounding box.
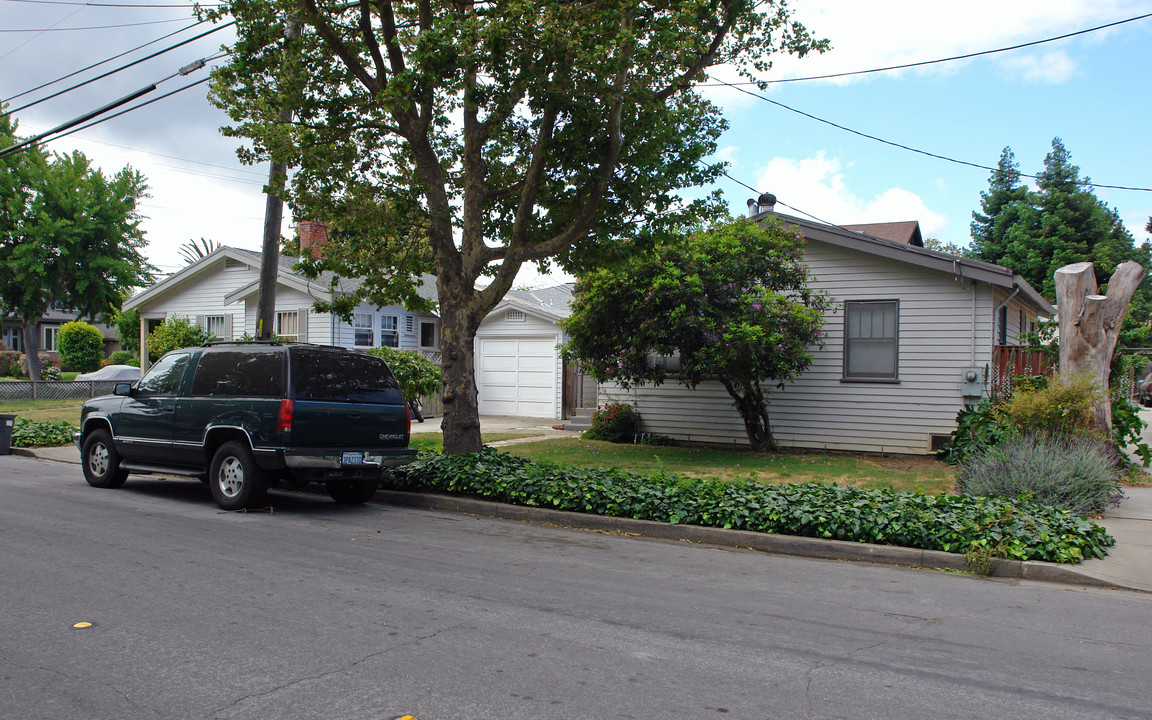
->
(387, 449, 1114, 564)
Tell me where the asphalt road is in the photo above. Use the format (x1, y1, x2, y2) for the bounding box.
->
(3, 455, 1152, 720)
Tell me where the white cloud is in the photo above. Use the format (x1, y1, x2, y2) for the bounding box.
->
(999, 51, 1077, 83)
(753, 153, 948, 235)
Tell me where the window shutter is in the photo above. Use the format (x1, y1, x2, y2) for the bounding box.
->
(297, 308, 309, 342)
(223, 314, 233, 340)
(194, 315, 204, 329)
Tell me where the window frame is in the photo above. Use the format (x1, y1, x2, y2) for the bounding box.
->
(842, 299, 900, 383)
(379, 315, 399, 348)
(43, 326, 59, 352)
(275, 311, 299, 342)
(204, 315, 226, 341)
(419, 320, 437, 349)
(353, 312, 374, 347)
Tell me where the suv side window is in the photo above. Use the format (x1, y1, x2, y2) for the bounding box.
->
(191, 350, 284, 397)
(137, 352, 191, 395)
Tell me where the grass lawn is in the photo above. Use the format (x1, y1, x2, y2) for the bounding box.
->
(495, 437, 956, 493)
(410, 433, 542, 453)
(0, 399, 84, 425)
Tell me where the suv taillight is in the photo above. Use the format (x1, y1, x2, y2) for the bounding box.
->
(278, 399, 295, 433)
(406, 402, 412, 436)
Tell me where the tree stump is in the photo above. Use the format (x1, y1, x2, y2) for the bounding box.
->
(1054, 260, 1146, 431)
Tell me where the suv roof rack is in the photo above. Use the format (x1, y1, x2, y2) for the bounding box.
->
(202, 340, 286, 347)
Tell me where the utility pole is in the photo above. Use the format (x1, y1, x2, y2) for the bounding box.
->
(255, 18, 297, 341)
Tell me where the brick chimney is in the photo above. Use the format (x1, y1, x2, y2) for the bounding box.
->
(297, 220, 329, 259)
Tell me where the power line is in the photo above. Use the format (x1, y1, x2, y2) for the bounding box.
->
(717, 81, 1152, 193)
(3, 20, 203, 103)
(0, 17, 194, 32)
(700, 12, 1152, 88)
(49, 75, 212, 143)
(2, 21, 233, 116)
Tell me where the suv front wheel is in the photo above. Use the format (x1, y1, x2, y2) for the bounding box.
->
(209, 441, 268, 511)
(82, 429, 128, 489)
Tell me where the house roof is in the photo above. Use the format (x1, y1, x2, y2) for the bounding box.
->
(123, 246, 439, 311)
(842, 221, 924, 247)
(754, 211, 1055, 316)
(493, 283, 575, 323)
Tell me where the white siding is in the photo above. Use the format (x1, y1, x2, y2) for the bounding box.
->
(239, 287, 330, 343)
(475, 307, 566, 418)
(140, 261, 254, 340)
(609, 240, 1003, 454)
(330, 307, 438, 351)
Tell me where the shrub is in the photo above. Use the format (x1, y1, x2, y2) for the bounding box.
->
(583, 402, 639, 443)
(18, 352, 60, 379)
(11, 418, 77, 447)
(41, 365, 61, 381)
(147, 316, 211, 360)
(1112, 393, 1151, 467)
(108, 349, 137, 366)
(388, 449, 1115, 564)
(994, 373, 1106, 437)
(58, 321, 106, 372)
(0, 350, 20, 377)
(957, 433, 1122, 515)
(366, 346, 442, 401)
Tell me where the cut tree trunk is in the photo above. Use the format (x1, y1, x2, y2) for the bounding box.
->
(1054, 260, 1146, 431)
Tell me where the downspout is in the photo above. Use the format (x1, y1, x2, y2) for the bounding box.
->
(993, 285, 1021, 347)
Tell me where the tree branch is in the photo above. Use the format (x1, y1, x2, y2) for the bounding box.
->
(299, 0, 380, 93)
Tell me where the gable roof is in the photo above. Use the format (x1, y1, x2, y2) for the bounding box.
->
(491, 283, 575, 323)
(754, 211, 1055, 315)
(124, 246, 438, 311)
(842, 221, 924, 247)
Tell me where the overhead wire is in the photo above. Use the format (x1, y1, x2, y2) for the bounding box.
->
(0, 17, 197, 32)
(715, 80, 1152, 193)
(699, 11, 1152, 88)
(2, 21, 234, 116)
(3, 19, 204, 103)
(4, 0, 219, 6)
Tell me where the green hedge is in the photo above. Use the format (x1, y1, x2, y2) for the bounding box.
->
(12, 418, 77, 447)
(387, 450, 1114, 564)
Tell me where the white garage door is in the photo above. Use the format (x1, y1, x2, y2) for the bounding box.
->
(477, 337, 557, 417)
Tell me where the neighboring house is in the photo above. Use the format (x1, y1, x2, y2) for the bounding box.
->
(598, 212, 1054, 455)
(474, 283, 592, 419)
(122, 246, 440, 369)
(1, 305, 120, 358)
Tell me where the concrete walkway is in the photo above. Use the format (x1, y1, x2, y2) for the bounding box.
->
(24, 415, 1152, 592)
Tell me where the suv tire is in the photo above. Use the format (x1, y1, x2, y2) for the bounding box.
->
(209, 441, 268, 511)
(82, 429, 128, 489)
(326, 480, 378, 505)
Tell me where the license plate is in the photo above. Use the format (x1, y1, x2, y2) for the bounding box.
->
(341, 452, 364, 465)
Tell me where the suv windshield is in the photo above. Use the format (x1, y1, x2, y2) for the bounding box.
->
(292, 347, 404, 404)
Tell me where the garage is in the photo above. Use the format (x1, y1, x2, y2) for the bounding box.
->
(476, 336, 558, 417)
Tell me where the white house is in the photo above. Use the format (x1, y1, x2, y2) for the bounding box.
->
(123, 246, 441, 368)
(474, 284, 577, 419)
(598, 212, 1054, 455)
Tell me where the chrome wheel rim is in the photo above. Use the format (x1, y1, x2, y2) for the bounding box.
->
(217, 456, 244, 498)
(88, 442, 109, 477)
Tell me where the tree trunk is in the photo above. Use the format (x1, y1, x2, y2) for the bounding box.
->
(22, 321, 41, 398)
(1054, 260, 1146, 431)
(437, 285, 484, 455)
(719, 377, 776, 451)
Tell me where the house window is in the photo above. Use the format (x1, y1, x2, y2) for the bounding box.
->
(420, 321, 437, 348)
(276, 311, 299, 342)
(843, 300, 898, 381)
(353, 312, 374, 347)
(506, 309, 525, 322)
(3, 327, 21, 352)
(997, 306, 1008, 346)
(205, 315, 226, 341)
(380, 315, 399, 347)
(43, 326, 59, 352)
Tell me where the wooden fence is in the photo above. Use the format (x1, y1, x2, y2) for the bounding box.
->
(990, 345, 1055, 399)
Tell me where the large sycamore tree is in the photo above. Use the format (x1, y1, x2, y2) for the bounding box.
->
(204, 0, 825, 454)
(0, 112, 153, 383)
(563, 218, 831, 450)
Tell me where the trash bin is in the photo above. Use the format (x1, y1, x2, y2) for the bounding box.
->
(0, 414, 14, 455)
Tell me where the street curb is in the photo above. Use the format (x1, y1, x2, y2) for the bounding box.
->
(377, 490, 1124, 590)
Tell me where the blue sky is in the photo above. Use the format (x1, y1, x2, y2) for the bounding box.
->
(2, 0, 1150, 283)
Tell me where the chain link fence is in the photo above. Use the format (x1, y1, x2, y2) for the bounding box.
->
(0, 381, 122, 401)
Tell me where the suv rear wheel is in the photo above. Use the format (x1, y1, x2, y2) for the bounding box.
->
(209, 441, 268, 511)
(81, 429, 128, 489)
(326, 480, 378, 505)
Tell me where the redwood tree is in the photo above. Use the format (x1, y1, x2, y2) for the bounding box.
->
(203, 0, 825, 453)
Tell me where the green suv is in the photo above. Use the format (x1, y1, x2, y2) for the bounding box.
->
(74, 342, 417, 510)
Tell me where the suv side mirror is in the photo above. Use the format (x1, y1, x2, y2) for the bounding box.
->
(113, 382, 134, 397)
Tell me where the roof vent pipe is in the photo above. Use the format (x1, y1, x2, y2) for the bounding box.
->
(757, 193, 777, 213)
(746, 198, 759, 217)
